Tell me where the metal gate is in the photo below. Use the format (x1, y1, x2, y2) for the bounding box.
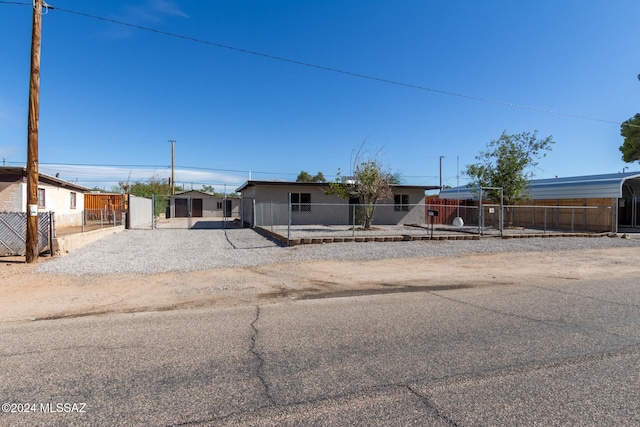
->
(0, 212, 52, 256)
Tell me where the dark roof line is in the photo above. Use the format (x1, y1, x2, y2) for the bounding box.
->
(235, 179, 439, 192)
(0, 166, 90, 192)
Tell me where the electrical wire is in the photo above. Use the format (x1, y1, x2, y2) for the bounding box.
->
(8, 160, 312, 178)
(0, 0, 632, 127)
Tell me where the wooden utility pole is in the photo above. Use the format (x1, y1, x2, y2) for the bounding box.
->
(26, 0, 43, 263)
(170, 140, 175, 195)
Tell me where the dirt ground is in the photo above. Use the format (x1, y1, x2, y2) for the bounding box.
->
(2, 246, 640, 323)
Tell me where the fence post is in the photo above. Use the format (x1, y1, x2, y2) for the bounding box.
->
(287, 193, 292, 244)
(544, 206, 547, 232)
(82, 210, 85, 233)
(352, 203, 356, 237)
(48, 211, 54, 256)
(100, 209, 104, 228)
(270, 203, 274, 232)
(532, 204, 535, 228)
(252, 199, 256, 228)
(571, 208, 575, 232)
(499, 189, 504, 237)
(478, 188, 483, 236)
(152, 194, 155, 229)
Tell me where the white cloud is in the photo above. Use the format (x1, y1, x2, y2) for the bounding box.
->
(123, 0, 189, 24)
(39, 164, 247, 193)
(103, 0, 189, 39)
(152, 0, 189, 18)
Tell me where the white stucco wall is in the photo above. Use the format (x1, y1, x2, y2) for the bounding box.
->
(35, 183, 84, 227)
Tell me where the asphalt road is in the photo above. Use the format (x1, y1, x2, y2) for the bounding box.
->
(1, 276, 639, 426)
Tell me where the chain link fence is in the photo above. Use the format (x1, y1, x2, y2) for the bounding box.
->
(253, 201, 614, 243)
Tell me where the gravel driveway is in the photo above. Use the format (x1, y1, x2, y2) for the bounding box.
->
(36, 228, 640, 276)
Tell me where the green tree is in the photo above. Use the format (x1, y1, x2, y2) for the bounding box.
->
(465, 131, 554, 224)
(296, 170, 326, 182)
(116, 174, 182, 216)
(619, 114, 640, 164)
(199, 185, 239, 198)
(328, 154, 395, 229)
(390, 172, 403, 185)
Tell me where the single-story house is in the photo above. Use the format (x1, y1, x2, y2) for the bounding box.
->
(0, 166, 88, 227)
(438, 171, 640, 232)
(168, 190, 240, 218)
(236, 180, 439, 228)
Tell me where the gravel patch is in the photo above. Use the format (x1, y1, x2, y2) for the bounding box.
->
(35, 229, 640, 276)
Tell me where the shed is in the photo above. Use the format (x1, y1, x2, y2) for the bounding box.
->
(168, 190, 240, 218)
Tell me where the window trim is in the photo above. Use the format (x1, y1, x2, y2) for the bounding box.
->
(70, 191, 77, 209)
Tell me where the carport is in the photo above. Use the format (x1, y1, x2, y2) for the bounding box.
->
(439, 171, 640, 233)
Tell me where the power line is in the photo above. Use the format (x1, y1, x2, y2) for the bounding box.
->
(10, 160, 309, 177)
(1, 0, 630, 127)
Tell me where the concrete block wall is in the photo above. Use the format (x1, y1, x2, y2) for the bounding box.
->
(0, 182, 23, 212)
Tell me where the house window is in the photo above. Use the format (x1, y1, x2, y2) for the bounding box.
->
(291, 193, 311, 212)
(37, 188, 46, 208)
(70, 192, 77, 209)
(394, 194, 409, 211)
(216, 202, 223, 210)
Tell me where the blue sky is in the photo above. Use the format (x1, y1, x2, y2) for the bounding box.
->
(1, 0, 639, 192)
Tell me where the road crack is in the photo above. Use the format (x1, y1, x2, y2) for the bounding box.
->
(250, 305, 275, 406)
(406, 385, 461, 426)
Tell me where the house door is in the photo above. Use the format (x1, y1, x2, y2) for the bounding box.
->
(192, 199, 203, 217)
(224, 199, 232, 217)
(175, 199, 188, 217)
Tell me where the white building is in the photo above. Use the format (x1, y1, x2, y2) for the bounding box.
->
(0, 166, 89, 227)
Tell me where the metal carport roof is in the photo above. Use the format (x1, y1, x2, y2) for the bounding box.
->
(439, 171, 640, 200)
